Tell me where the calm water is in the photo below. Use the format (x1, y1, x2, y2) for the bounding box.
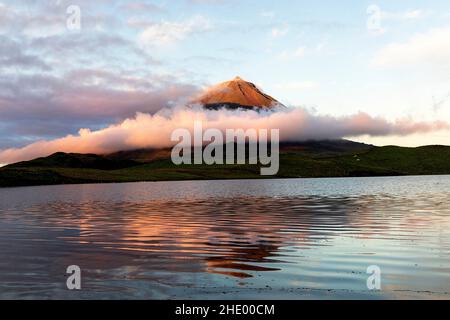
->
(1, 176, 450, 299)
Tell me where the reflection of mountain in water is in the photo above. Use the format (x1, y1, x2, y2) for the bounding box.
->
(2, 177, 450, 299)
(15, 196, 391, 279)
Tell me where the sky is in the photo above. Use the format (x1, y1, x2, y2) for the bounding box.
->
(1, 0, 450, 159)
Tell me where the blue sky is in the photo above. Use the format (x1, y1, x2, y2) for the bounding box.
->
(1, 0, 450, 151)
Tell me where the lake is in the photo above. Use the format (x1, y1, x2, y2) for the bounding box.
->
(0, 176, 450, 299)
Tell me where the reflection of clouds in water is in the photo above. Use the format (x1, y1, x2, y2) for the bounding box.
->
(1, 181, 450, 299)
(13, 195, 450, 280)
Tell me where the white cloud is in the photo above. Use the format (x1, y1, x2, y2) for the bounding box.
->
(367, 8, 432, 36)
(372, 27, 450, 68)
(369, 27, 387, 37)
(270, 26, 289, 38)
(314, 42, 326, 53)
(138, 16, 212, 47)
(278, 46, 306, 60)
(275, 81, 318, 90)
(382, 9, 431, 21)
(260, 11, 275, 19)
(188, 0, 227, 4)
(123, 2, 163, 13)
(293, 47, 305, 57)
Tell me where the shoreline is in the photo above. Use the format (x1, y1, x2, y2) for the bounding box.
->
(2, 172, 450, 190)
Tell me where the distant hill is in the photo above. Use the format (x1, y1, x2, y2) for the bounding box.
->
(104, 140, 373, 163)
(106, 148, 173, 163)
(1, 140, 450, 188)
(279, 139, 373, 155)
(7, 152, 139, 170)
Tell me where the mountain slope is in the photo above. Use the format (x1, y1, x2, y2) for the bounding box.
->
(192, 76, 284, 110)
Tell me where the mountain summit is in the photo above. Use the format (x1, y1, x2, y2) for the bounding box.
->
(191, 76, 285, 110)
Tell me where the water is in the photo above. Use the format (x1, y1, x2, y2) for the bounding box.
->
(0, 176, 450, 299)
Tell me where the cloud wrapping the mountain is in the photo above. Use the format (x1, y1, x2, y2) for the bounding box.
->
(1, 106, 449, 164)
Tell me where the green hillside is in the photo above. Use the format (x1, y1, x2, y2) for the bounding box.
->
(1, 142, 450, 188)
(10, 152, 139, 170)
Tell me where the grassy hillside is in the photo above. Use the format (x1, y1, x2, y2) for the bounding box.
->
(10, 152, 139, 170)
(1, 142, 450, 188)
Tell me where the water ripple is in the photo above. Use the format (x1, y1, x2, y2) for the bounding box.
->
(1, 176, 450, 299)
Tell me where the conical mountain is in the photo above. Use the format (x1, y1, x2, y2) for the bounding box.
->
(191, 76, 284, 110)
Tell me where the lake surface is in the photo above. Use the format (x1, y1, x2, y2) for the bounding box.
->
(1, 176, 450, 299)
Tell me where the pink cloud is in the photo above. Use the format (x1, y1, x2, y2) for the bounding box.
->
(1, 106, 449, 164)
